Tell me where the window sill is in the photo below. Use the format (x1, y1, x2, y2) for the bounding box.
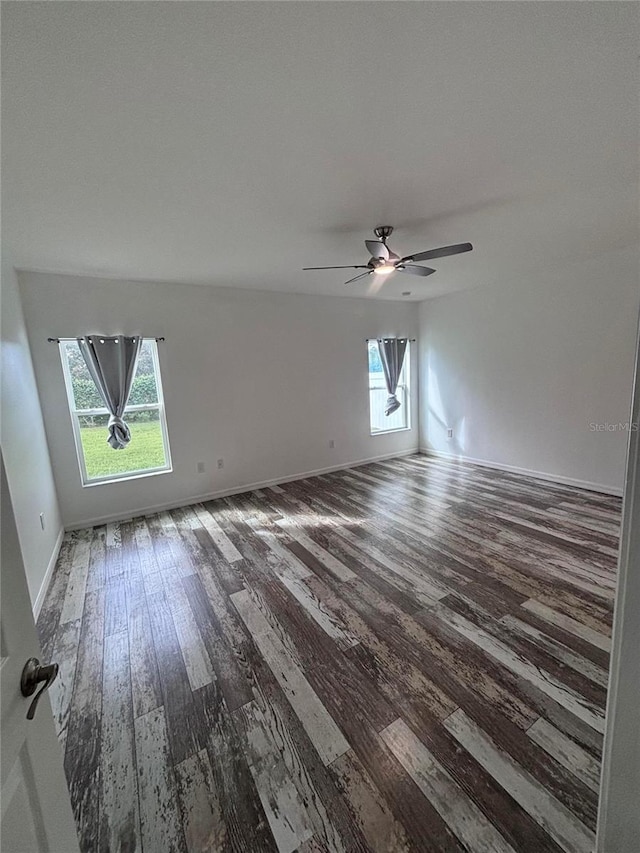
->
(370, 427, 412, 436)
(81, 466, 173, 488)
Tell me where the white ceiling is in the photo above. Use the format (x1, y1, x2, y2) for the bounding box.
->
(2, 2, 638, 301)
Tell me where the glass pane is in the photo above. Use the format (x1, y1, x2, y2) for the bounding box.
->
(64, 341, 104, 410)
(78, 410, 167, 480)
(128, 340, 159, 405)
(368, 341, 409, 433)
(367, 341, 383, 375)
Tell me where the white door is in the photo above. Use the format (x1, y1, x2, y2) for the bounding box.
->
(1, 455, 79, 852)
(597, 333, 640, 851)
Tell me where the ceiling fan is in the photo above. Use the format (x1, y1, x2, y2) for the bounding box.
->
(303, 226, 472, 288)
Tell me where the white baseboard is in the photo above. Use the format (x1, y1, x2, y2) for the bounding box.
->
(419, 446, 623, 497)
(65, 447, 421, 530)
(32, 525, 64, 619)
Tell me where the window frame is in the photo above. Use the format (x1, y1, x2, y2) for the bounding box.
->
(367, 340, 411, 436)
(60, 338, 173, 487)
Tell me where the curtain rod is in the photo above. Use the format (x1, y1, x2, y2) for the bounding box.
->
(365, 337, 416, 342)
(47, 336, 165, 343)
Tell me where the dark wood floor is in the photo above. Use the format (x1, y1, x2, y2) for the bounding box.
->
(37, 454, 619, 853)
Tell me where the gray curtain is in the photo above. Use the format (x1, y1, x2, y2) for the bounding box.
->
(377, 337, 408, 416)
(78, 335, 142, 449)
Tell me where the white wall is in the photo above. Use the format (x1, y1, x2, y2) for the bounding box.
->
(19, 272, 418, 528)
(1, 261, 63, 609)
(419, 247, 639, 493)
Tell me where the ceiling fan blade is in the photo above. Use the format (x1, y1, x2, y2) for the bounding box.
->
(344, 271, 372, 285)
(398, 265, 437, 277)
(302, 265, 370, 271)
(365, 240, 389, 260)
(402, 242, 473, 263)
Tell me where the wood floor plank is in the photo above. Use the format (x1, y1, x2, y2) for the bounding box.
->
(508, 601, 610, 670)
(521, 599, 612, 652)
(274, 517, 357, 581)
(345, 721, 468, 851)
(60, 529, 92, 624)
(494, 511, 619, 559)
(273, 570, 360, 650)
(195, 681, 279, 853)
(134, 706, 186, 853)
(99, 631, 141, 853)
(382, 717, 515, 853)
(133, 516, 160, 576)
(233, 698, 315, 853)
(231, 588, 350, 766)
(527, 718, 602, 794)
(328, 750, 411, 853)
(240, 571, 399, 737)
(265, 491, 427, 613)
(119, 520, 142, 580)
(369, 679, 565, 852)
(303, 574, 456, 721)
(193, 503, 244, 563)
(105, 522, 123, 581)
(312, 522, 447, 606)
(341, 564, 603, 765)
(183, 573, 255, 711)
(174, 749, 226, 852)
(441, 591, 607, 710)
(233, 572, 469, 847)
(189, 522, 245, 594)
(187, 513, 368, 853)
(128, 580, 163, 719)
(47, 617, 81, 753)
(37, 533, 76, 658)
(343, 579, 535, 729)
(244, 672, 367, 852)
(432, 603, 606, 733)
(244, 516, 315, 581)
(146, 513, 179, 572)
(64, 587, 105, 853)
(379, 640, 601, 834)
(500, 614, 610, 689)
(145, 587, 204, 764)
(158, 510, 197, 577)
(161, 574, 216, 692)
(444, 709, 596, 853)
(298, 487, 466, 604)
(86, 526, 107, 592)
(104, 577, 128, 637)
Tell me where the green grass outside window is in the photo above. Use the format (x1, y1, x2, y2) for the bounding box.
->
(79, 421, 166, 479)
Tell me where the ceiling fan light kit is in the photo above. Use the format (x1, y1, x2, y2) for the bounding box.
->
(303, 226, 473, 289)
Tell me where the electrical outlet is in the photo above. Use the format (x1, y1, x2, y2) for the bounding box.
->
(447, 428, 453, 439)
(329, 440, 335, 449)
(197, 461, 205, 474)
(39, 512, 45, 531)
(217, 458, 224, 470)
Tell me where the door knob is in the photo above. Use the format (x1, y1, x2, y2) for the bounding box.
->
(20, 657, 59, 720)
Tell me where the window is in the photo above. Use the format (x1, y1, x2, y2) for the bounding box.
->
(368, 340, 410, 434)
(60, 339, 172, 485)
